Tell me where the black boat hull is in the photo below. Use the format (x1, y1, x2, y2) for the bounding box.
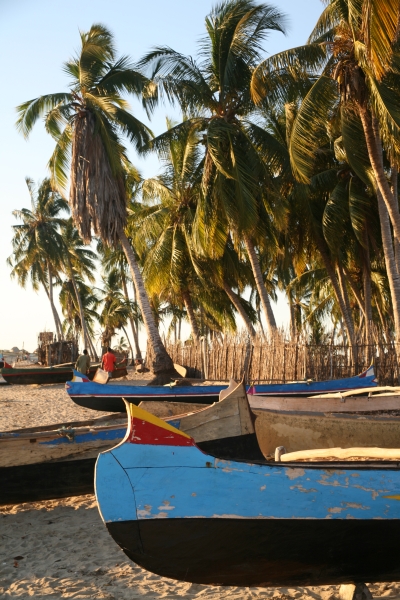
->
(0, 458, 96, 505)
(70, 392, 218, 413)
(1, 365, 127, 385)
(106, 517, 400, 587)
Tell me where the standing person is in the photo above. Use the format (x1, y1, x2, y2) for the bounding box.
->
(102, 347, 116, 380)
(75, 349, 90, 374)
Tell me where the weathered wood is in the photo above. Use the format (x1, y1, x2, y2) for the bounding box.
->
(255, 409, 400, 458)
(250, 392, 400, 413)
(138, 401, 205, 418)
(281, 447, 400, 462)
(0, 415, 127, 468)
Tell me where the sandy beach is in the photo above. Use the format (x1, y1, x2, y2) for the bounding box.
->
(1, 379, 400, 599)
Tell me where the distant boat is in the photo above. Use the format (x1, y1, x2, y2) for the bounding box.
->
(0, 382, 262, 504)
(67, 365, 378, 412)
(0, 359, 128, 385)
(95, 402, 400, 587)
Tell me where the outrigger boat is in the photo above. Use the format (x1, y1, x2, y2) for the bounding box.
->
(0, 359, 128, 385)
(95, 393, 400, 587)
(66, 365, 377, 412)
(0, 381, 262, 505)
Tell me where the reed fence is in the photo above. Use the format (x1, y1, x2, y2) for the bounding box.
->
(164, 334, 400, 386)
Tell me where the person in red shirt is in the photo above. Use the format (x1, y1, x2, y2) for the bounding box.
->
(102, 347, 116, 380)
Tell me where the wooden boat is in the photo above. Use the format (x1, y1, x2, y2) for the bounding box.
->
(0, 359, 128, 385)
(254, 408, 400, 458)
(0, 413, 127, 505)
(66, 365, 377, 412)
(0, 382, 262, 504)
(95, 403, 400, 587)
(250, 385, 400, 413)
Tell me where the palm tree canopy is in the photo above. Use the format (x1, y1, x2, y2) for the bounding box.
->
(16, 24, 153, 245)
(8, 178, 69, 286)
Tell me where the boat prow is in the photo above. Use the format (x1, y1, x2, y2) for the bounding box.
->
(95, 399, 400, 587)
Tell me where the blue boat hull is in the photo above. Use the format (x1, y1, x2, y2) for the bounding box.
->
(68, 366, 377, 413)
(96, 399, 400, 586)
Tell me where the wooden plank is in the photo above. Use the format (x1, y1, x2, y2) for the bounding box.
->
(138, 401, 205, 417)
(281, 447, 400, 462)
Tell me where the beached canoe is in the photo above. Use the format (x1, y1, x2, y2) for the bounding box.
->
(66, 365, 377, 412)
(250, 385, 400, 413)
(0, 382, 261, 504)
(0, 413, 127, 505)
(0, 359, 128, 385)
(254, 408, 400, 458)
(95, 403, 400, 587)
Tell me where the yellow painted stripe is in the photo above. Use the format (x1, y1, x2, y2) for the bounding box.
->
(128, 403, 191, 439)
(383, 495, 400, 501)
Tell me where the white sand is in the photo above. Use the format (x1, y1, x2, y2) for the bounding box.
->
(1, 382, 400, 598)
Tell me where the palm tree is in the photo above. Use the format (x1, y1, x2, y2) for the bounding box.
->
(16, 24, 178, 380)
(252, 0, 400, 337)
(60, 277, 100, 349)
(138, 0, 287, 334)
(98, 240, 143, 360)
(8, 178, 68, 340)
(137, 118, 204, 341)
(60, 218, 98, 357)
(97, 269, 134, 354)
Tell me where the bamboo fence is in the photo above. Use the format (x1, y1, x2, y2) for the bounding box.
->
(164, 333, 400, 386)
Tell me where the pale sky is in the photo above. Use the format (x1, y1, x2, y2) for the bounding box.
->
(0, 0, 323, 353)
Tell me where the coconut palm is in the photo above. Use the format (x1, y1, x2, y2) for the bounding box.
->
(252, 0, 400, 337)
(16, 24, 178, 379)
(138, 0, 288, 334)
(97, 269, 134, 354)
(60, 277, 100, 348)
(97, 241, 143, 360)
(60, 218, 98, 356)
(8, 178, 68, 340)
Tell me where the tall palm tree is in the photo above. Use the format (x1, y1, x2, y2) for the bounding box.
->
(138, 0, 287, 334)
(252, 0, 400, 337)
(16, 24, 178, 379)
(60, 218, 99, 356)
(97, 241, 143, 360)
(8, 178, 68, 340)
(60, 277, 100, 348)
(97, 269, 133, 352)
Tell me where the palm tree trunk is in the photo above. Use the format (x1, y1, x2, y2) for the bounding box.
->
(121, 273, 142, 360)
(47, 263, 63, 341)
(118, 228, 175, 375)
(390, 165, 400, 275)
(376, 189, 400, 341)
(43, 282, 64, 340)
(358, 107, 400, 244)
(121, 324, 134, 364)
(244, 235, 276, 334)
(182, 290, 200, 341)
(87, 334, 98, 361)
(223, 282, 256, 338)
(342, 266, 366, 318)
(315, 238, 356, 351)
(68, 267, 92, 355)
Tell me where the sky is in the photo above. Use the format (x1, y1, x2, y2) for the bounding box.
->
(0, 0, 323, 354)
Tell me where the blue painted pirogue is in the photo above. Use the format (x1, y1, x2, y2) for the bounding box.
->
(95, 396, 400, 587)
(67, 365, 377, 413)
(0, 359, 128, 385)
